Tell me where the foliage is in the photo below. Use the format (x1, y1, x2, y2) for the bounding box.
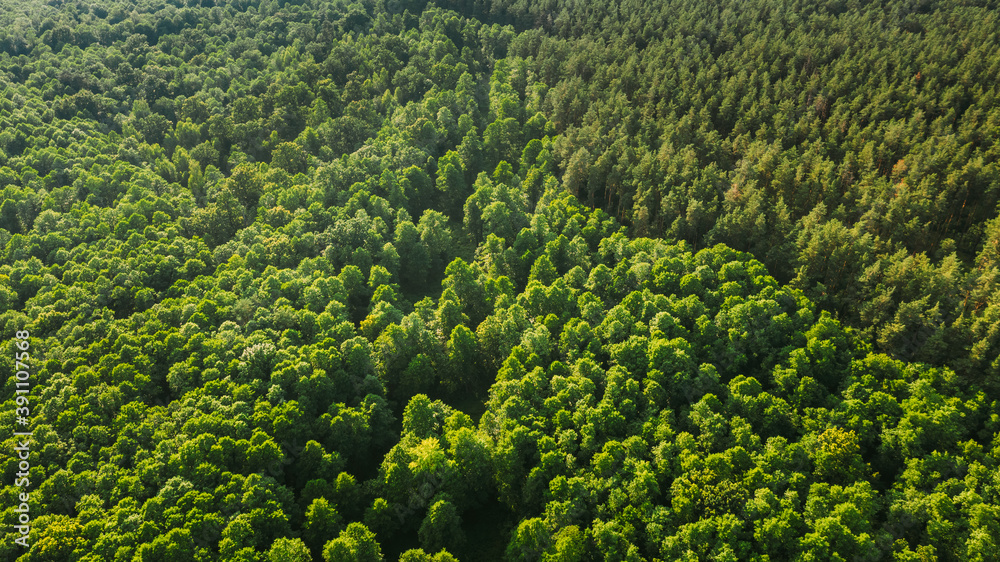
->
(0, 0, 999, 561)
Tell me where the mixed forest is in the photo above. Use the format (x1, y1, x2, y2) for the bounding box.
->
(1, 0, 1000, 560)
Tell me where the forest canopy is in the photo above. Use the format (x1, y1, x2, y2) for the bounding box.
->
(1, 0, 999, 560)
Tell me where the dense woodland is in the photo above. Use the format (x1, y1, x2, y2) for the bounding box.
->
(1, 0, 999, 560)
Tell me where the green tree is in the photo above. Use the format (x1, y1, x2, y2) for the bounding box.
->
(418, 499, 465, 554)
(323, 523, 383, 562)
(268, 538, 314, 562)
(303, 498, 344, 556)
